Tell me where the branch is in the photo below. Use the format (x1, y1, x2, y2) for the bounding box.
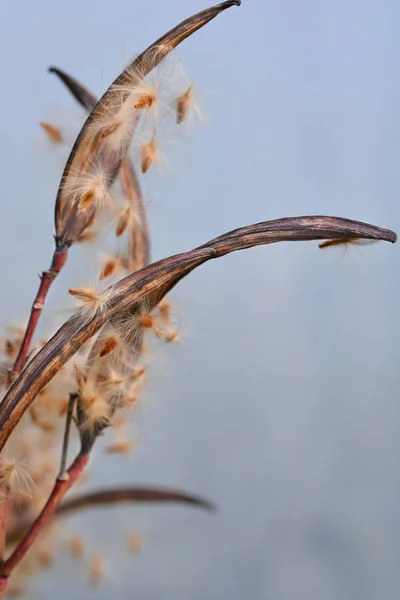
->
(0, 490, 9, 561)
(0, 453, 89, 580)
(0, 215, 395, 453)
(9, 247, 68, 382)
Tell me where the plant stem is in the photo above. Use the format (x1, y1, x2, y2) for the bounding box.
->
(0, 579, 6, 596)
(0, 489, 9, 561)
(9, 247, 69, 382)
(0, 452, 89, 594)
(58, 394, 77, 479)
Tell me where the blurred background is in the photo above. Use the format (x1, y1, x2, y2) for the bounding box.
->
(1, 0, 400, 598)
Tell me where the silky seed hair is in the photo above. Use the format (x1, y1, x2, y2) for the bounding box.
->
(60, 162, 113, 216)
(76, 376, 112, 433)
(0, 456, 34, 498)
(68, 277, 117, 324)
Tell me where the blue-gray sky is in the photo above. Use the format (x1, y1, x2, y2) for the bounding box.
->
(1, 1, 400, 598)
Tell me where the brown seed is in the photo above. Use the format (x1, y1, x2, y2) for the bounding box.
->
(141, 138, 157, 173)
(40, 121, 63, 143)
(59, 399, 69, 416)
(36, 546, 54, 567)
(140, 342, 149, 356)
(134, 92, 156, 109)
(76, 230, 97, 244)
(89, 555, 104, 586)
(100, 259, 118, 280)
(318, 236, 377, 249)
(319, 237, 355, 249)
(69, 536, 85, 558)
(79, 191, 95, 210)
(158, 300, 171, 324)
(176, 86, 192, 124)
(112, 413, 126, 429)
(132, 367, 146, 382)
(128, 533, 142, 554)
(5, 340, 15, 357)
(165, 329, 179, 343)
(98, 121, 121, 140)
(115, 207, 131, 237)
(139, 314, 153, 329)
(99, 336, 119, 358)
(105, 441, 132, 454)
(69, 288, 98, 302)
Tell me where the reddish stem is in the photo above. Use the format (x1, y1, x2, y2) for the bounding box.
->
(0, 452, 89, 592)
(10, 247, 68, 382)
(0, 489, 9, 561)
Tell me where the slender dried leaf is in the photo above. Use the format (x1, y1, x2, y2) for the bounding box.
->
(0, 216, 395, 452)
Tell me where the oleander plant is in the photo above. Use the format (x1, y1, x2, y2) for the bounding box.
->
(0, 1, 396, 597)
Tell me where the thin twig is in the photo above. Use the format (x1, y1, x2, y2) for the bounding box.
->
(0, 488, 10, 561)
(9, 246, 68, 383)
(58, 393, 78, 480)
(0, 452, 89, 585)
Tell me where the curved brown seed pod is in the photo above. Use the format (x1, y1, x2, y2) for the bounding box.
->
(7, 486, 214, 544)
(49, 66, 150, 272)
(54, 1, 241, 249)
(55, 486, 215, 514)
(0, 216, 395, 452)
(48, 67, 97, 110)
